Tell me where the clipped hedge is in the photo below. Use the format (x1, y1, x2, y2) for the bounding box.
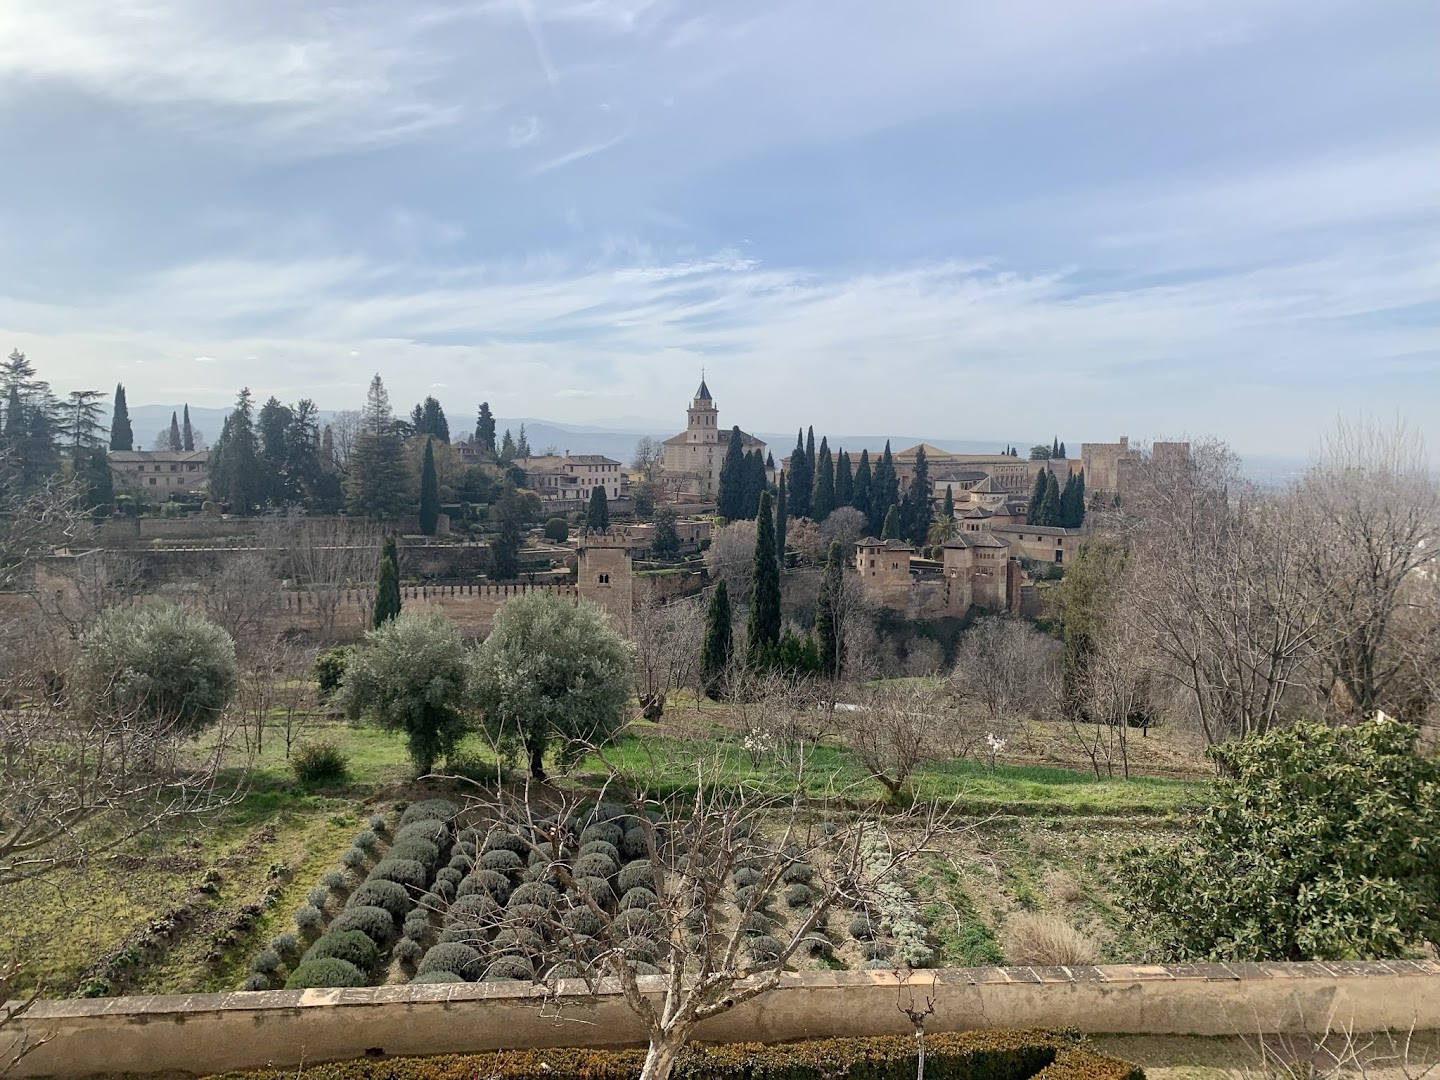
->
(282, 957, 367, 989)
(204, 1029, 1142, 1080)
(302, 930, 380, 974)
(398, 800, 458, 827)
(347, 880, 410, 920)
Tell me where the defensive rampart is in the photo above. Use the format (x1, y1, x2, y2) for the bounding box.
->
(4, 962, 1437, 1078)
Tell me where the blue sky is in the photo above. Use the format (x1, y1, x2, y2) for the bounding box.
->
(0, 0, 1436, 455)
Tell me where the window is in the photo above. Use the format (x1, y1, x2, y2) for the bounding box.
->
(170, 464, 178, 471)
(597, 573, 610, 585)
(149, 478, 156, 485)
(1055, 550, 1064, 564)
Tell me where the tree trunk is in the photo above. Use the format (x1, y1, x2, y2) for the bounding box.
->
(529, 743, 547, 782)
(639, 1036, 684, 1080)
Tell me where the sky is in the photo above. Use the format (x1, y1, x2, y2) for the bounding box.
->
(0, 0, 1436, 456)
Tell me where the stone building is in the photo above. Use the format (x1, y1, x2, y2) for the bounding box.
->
(1080, 436, 1191, 499)
(108, 450, 209, 496)
(519, 453, 627, 505)
(854, 537, 916, 606)
(661, 379, 766, 498)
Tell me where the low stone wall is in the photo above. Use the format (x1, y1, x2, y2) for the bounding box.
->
(5, 962, 1438, 1079)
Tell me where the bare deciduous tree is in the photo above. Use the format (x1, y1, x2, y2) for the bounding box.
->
(631, 592, 704, 721)
(703, 520, 757, 605)
(836, 680, 958, 800)
(259, 513, 381, 639)
(326, 409, 362, 471)
(631, 437, 665, 484)
(198, 553, 281, 656)
(951, 617, 1059, 734)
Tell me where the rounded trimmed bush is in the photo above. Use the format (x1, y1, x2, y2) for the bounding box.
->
(682, 908, 706, 933)
(619, 887, 657, 911)
(387, 838, 441, 871)
(628, 960, 660, 976)
(624, 937, 661, 964)
(573, 852, 617, 879)
(303, 930, 380, 973)
(395, 818, 450, 848)
(352, 830, 379, 851)
(785, 884, 814, 908)
(493, 927, 545, 956)
(615, 863, 654, 895)
(562, 908, 604, 937)
(435, 867, 463, 888)
(410, 970, 464, 985)
(745, 934, 783, 962)
(527, 842, 567, 868)
(242, 974, 270, 991)
(294, 905, 324, 930)
(270, 932, 300, 956)
(579, 822, 623, 849)
(849, 914, 876, 941)
(430, 879, 456, 904)
(800, 934, 835, 959)
(612, 908, 658, 938)
(479, 849, 524, 874)
(347, 879, 409, 919)
(480, 830, 529, 856)
(509, 882, 559, 909)
(250, 948, 281, 974)
(284, 958, 367, 989)
(740, 912, 773, 935)
(546, 961, 585, 980)
(331, 904, 397, 943)
(450, 894, 500, 922)
(619, 827, 651, 861)
(394, 937, 425, 965)
(578, 840, 620, 864)
(368, 858, 428, 892)
(506, 903, 552, 931)
(457, 870, 511, 905)
(861, 959, 893, 971)
(320, 870, 348, 891)
(571, 876, 612, 904)
(732, 867, 761, 888)
(416, 942, 482, 981)
(291, 740, 349, 785)
(306, 887, 330, 908)
(403, 912, 432, 940)
(863, 940, 893, 961)
(340, 847, 367, 869)
(448, 853, 474, 874)
(367, 813, 388, 833)
(483, 956, 535, 982)
(782, 862, 814, 885)
(438, 923, 491, 947)
(734, 885, 772, 912)
(399, 800, 458, 827)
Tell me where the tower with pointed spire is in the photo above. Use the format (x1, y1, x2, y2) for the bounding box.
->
(662, 376, 767, 499)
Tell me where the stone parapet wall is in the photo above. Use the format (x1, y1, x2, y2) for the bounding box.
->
(5, 962, 1438, 1079)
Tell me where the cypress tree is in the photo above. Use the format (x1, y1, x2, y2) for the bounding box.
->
(815, 541, 845, 677)
(805, 427, 816, 486)
(181, 404, 194, 451)
(515, 424, 531, 459)
(881, 504, 900, 541)
(812, 437, 835, 521)
(491, 483, 525, 580)
(871, 442, 898, 535)
(1039, 472, 1062, 527)
(476, 402, 496, 455)
(835, 450, 853, 509)
(109, 384, 133, 451)
(1072, 470, 1086, 527)
(745, 449, 767, 519)
(942, 484, 954, 522)
(746, 491, 781, 665)
(1059, 441, 1067, 459)
(901, 444, 931, 544)
(788, 430, 811, 519)
(587, 484, 610, 531)
(716, 425, 747, 519)
(1026, 469, 1049, 525)
(168, 411, 182, 452)
(419, 437, 440, 536)
(373, 536, 402, 628)
(852, 449, 872, 518)
(1051, 436, 1060, 458)
(700, 581, 733, 699)
(775, 473, 788, 568)
(500, 429, 516, 459)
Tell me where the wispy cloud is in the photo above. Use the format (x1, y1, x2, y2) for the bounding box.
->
(530, 131, 628, 174)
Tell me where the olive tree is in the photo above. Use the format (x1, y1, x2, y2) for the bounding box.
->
(71, 601, 238, 738)
(470, 591, 633, 780)
(335, 611, 470, 775)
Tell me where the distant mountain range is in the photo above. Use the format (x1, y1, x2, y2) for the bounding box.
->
(126, 403, 1303, 481)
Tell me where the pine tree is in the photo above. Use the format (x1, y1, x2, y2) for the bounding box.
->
(346, 375, 411, 519)
(182, 404, 194, 451)
(516, 424, 531, 459)
(500, 429, 516, 459)
(775, 473, 788, 569)
(80, 445, 114, 516)
(61, 390, 105, 450)
(209, 388, 264, 514)
(414, 396, 449, 442)
(871, 442, 898, 535)
(835, 449, 853, 509)
(881, 504, 900, 541)
(716, 426, 748, 519)
(651, 506, 680, 557)
(1039, 472, 1062, 527)
(587, 484, 609, 531)
(787, 430, 811, 519)
(476, 402, 496, 455)
(419, 437, 440, 536)
(815, 541, 845, 677)
(812, 437, 835, 521)
(491, 483, 525, 580)
(109, 384, 133, 451)
(852, 448, 872, 519)
(372, 536, 402, 628)
(1026, 469, 1049, 525)
(901, 444, 931, 544)
(746, 491, 781, 665)
(700, 580, 733, 699)
(256, 396, 294, 504)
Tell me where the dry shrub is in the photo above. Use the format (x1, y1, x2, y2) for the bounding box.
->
(1002, 912, 1098, 966)
(1045, 871, 1083, 904)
